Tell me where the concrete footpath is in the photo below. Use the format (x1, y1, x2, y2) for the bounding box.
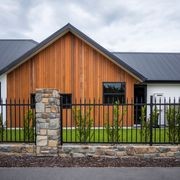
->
(0, 167, 180, 180)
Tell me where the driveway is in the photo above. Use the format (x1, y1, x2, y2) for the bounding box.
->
(0, 167, 180, 180)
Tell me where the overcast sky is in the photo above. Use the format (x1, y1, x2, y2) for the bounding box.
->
(0, 0, 180, 52)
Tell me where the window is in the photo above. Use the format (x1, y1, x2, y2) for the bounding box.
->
(103, 82, 125, 104)
(30, 93, 35, 109)
(61, 94, 72, 108)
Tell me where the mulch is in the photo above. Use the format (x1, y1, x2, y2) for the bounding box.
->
(0, 155, 180, 167)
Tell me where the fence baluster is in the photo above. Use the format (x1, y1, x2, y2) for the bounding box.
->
(173, 97, 176, 144)
(131, 98, 133, 143)
(6, 99, 7, 141)
(19, 99, 21, 142)
(112, 99, 114, 143)
(126, 98, 128, 143)
(135, 97, 138, 143)
(23, 99, 25, 142)
(140, 97, 142, 143)
(178, 98, 180, 144)
(28, 98, 30, 142)
(122, 102, 124, 143)
(98, 98, 100, 143)
(74, 98, 77, 143)
(154, 97, 157, 143)
(14, 99, 17, 142)
(103, 100, 104, 143)
(108, 98, 110, 143)
(168, 98, 171, 143)
(117, 101, 119, 142)
(1, 98, 3, 142)
(71, 97, 73, 143)
(80, 98, 82, 143)
(66, 97, 68, 142)
(164, 97, 166, 144)
(10, 99, 12, 142)
(159, 97, 161, 143)
(150, 96, 153, 146)
(89, 98, 91, 143)
(84, 98, 86, 143)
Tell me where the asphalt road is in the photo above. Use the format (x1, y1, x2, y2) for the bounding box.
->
(0, 167, 179, 180)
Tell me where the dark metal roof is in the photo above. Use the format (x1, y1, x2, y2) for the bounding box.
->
(113, 52, 180, 81)
(1, 25, 179, 82)
(0, 23, 146, 81)
(0, 39, 38, 74)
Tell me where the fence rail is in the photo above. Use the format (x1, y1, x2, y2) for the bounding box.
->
(61, 96, 180, 145)
(0, 99, 36, 143)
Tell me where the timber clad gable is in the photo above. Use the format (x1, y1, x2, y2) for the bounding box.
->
(7, 32, 139, 102)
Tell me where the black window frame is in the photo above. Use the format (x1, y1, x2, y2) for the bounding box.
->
(61, 93, 72, 109)
(30, 93, 36, 109)
(103, 82, 126, 104)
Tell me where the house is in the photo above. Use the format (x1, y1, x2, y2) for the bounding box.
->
(0, 23, 180, 125)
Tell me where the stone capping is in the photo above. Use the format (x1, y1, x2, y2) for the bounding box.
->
(59, 145, 180, 158)
(0, 144, 179, 158)
(35, 88, 60, 156)
(0, 144, 35, 155)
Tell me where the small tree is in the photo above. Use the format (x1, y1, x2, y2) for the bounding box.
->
(152, 106, 159, 128)
(166, 106, 180, 143)
(140, 106, 150, 142)
(72, 107, 93, 142)
(24, 109, 35, 141)
(0, 113, 3, 140)
(105, 102, 126, 142)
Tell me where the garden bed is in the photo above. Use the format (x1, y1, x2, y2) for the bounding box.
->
(0, 155, 179, 167)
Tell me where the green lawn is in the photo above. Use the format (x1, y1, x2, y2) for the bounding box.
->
(63, 128, 178, 144)
(0, 128, 179, 144)
(0, 129, 35, 142)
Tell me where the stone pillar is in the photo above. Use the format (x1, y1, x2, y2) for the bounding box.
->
(35, 89, 60, 156)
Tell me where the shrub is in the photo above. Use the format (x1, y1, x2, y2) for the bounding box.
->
(0, 113, 3, 140)
(166, 106, 180, 143)
(24, 109, 35, 141)
(72, 107, 93, 142)
(105, 102, 126, 142)
(140, 106, 150, 142)
(152, 106, 159, 127)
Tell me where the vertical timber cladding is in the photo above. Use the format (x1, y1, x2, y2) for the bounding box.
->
(7, 32, 139, 126)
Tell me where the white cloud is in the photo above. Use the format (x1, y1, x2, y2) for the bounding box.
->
(0, 0, 180, 51)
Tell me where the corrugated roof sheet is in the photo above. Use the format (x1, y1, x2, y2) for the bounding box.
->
(0, 39, 38, 73)
(113, 52, 180, 81)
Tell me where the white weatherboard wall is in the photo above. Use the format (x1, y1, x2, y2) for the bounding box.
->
(147, 84, 180, 125)
(147, 84, 180, 102)
(0, 74, 7, 123)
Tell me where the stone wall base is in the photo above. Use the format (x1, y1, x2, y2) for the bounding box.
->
(0, 144, 35, 155)
(59, 145, 180, 158)
(0, 144, 180, 158)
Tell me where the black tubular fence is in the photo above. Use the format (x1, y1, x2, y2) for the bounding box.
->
(0, 99, 36, 143)
(61, 96, 180, 145)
